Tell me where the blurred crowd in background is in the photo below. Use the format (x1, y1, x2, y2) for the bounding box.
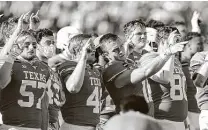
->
(1, 1, 208, 45)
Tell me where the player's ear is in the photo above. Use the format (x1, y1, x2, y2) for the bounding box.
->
(102, 52, 111, 62)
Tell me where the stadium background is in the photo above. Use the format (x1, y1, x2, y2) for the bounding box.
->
(0, 1, 208, 45)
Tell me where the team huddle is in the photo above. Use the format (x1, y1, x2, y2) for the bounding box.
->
(0, 9, 207, 130)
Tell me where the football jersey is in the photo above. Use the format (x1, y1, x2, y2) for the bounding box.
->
(57, 60, 102, 127)
(182, 62, 200, 113)
(94, 63, 116, 117)
(47, 68, 65, 124)
(102, 61, 143, 113)
(128, 51, 155, 116)
(144, 58, 188, 122)
(0, 57, 50, 128)
(190, 51, 208, 110)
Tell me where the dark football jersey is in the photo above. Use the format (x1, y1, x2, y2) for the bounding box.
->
(94, 63, 116, 117)
(0, 58, 50, 128)
(182, 62, 200, 113)
(47, 69, 65, 123)
(57, 60, 102, 126)
(128, 51, 155, 116)
(102, 61, 143, 113)
(144, 59, 188, 122)
(190, 51, 208, 110)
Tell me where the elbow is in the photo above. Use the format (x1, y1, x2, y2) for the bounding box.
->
(0, 77, 11, 89)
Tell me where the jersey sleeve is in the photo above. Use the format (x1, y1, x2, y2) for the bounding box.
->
(190, 52, 208, 88)
(103, 61, 133, 87)
(57, 61, 77, 82)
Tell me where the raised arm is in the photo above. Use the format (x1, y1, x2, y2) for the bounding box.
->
(150, 31, 180, 84)
(64, 39, 92, 93)
(0, 14, 27, 89)
(29, 10, 40, 31)
(115, 40, 188, 88)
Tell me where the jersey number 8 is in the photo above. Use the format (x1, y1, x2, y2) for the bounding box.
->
(170, 74, 187, 101)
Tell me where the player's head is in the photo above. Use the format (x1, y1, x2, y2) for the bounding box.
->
(35, 28, 55, 59)
(16, 30, 37, 61)
(123, 19, 147, 51)
(100, 33, 125, 62)
(104, 111, 163, 130)
(68, 34, 96, 64)
(170, 21, 187, 39)
(56, 26, 82, 51)
(146, 19, 165, 51)
(119, 95, 149, 114)
(182, 32, 203, 60)
(93, 35, 108, 66)
(157, 26, 181, 46)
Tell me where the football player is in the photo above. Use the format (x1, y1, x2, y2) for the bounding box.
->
(181, 32, 203, 130)
(142, 26, 188, 130)
(99, 32, 185, 114)
(190, 51, 208, 130)
(93, 35, 116, 130)
(48, 26, 82, 72)
(35, 28, 65, 130)
(56, 34, 102, 130)
(124, 19, 165, 116)
(0, 14, 50, 130)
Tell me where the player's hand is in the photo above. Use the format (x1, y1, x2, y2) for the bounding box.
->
(124, 33, 134, 57)
(29, 10, 40, 30)
(191, 11, 201, 33)
(22, 11, 30, 31)
(169, 41, 188, 54)
(81, 38, 94, 59)
(13, 14, 25, 35)
(191, 11, 200, 27)
(167, 30, 181, 47)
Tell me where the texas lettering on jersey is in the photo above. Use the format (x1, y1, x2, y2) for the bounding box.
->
(0, 59, 50, 128)
(57, 60, 101, 126)
(23, 71, 47, 82)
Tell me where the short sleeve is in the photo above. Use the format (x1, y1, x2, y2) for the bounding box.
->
(57, 61, 77, 82)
